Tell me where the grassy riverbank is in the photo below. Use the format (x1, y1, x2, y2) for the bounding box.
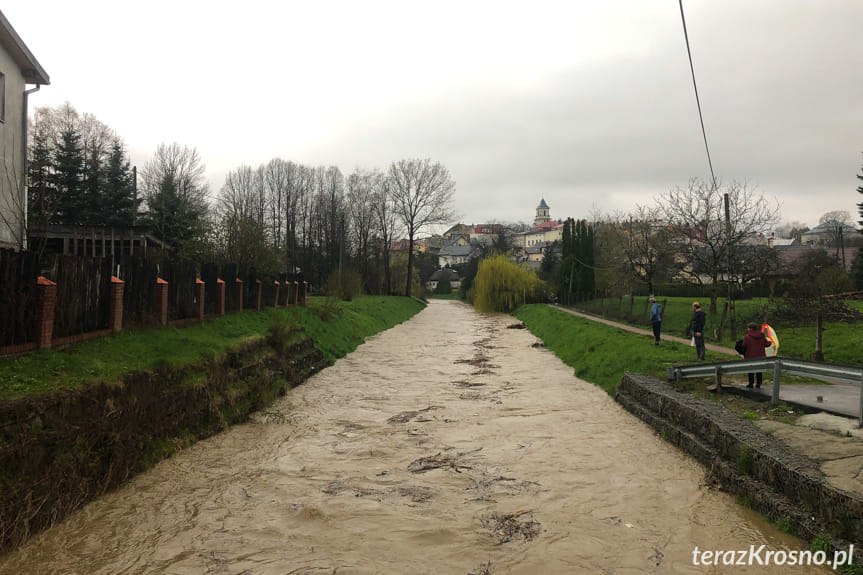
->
(513, 304, 714, 393)
(0, 296, 426, 401)
(575, 296, 863, 366)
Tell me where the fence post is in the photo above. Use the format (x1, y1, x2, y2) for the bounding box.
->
(294, 281, 299, 305)
(36, 276, 57, 349)
(156, 278, 168, 326)
(196, 279, 205, 322)
(235, 278, 243, 312)
(771, 360, 782, 406)
(217, 279, 226, 316)
(110, 276, 124, 332)
(303, 281, 309, 304)
(256, 280, 262, 311)
(273, 280, 280, 308)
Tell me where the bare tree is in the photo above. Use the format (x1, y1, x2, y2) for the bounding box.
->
(139, 142, 210, 254)
(818, 210, 852, 263)
(775, 220, 809, 243)
(387, 158, 456, 297)
(373, 175, 399, 294)
(657, 178, 779, 314)
(347, 167, 381, 291)
(622, 204, 678, 295)
(0, 137, 26, 249)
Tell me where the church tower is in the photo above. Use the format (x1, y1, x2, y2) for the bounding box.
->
(534, 198, 550, 227)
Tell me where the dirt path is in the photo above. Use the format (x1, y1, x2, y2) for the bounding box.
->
(551, 304, 737, 355)
(0, 300, 822, 574)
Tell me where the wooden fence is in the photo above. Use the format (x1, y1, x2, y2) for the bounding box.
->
(0, 249, 308, 356)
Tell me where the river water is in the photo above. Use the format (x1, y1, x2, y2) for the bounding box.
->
(0, 300, 827, 574)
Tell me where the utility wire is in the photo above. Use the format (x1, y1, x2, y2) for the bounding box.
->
(678, 0, 717, 191)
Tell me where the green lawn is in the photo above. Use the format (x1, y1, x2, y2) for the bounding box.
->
(513, 304, 724, 393)
(0, 296, 425, 400)
(573, 296, 862, 366)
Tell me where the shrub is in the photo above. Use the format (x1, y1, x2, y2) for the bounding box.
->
(326, 269, 363, 301)
(473, 254, 543, 313)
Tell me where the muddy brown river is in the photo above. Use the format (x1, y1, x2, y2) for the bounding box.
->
(0, 300, 829, 574)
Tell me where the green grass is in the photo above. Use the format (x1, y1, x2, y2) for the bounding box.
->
(573, 295, 863, 366)
(512, 304, 724, 393)
(0, 296, 425, 400)
(283, 296, 426, 362)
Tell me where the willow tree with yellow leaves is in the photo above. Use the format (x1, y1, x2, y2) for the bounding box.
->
(473, 254, 544, 313)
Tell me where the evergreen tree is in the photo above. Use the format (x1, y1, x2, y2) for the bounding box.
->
(103, 138, 137, 227)
(81, 145, 105, 224)
(52, 123, 85, 224)
(27, 128, 57, 235)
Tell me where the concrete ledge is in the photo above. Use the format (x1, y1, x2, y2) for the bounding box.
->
(615, 372, 863, 549)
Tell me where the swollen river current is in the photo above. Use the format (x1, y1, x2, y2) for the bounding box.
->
(0, 300, 827, 573)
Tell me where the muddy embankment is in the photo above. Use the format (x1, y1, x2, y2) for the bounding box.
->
(0, 328, 329, 555)
(615, 372, 863, 553)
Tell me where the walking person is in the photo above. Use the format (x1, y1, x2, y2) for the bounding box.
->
(689, 301, 707, 360)
(649, 296, 662, 346)
(742, 322, 772, 388)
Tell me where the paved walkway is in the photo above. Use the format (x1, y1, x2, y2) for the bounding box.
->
(551, 305, 862, 421)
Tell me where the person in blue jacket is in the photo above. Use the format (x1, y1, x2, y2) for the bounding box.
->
(649, 296, 662, 346)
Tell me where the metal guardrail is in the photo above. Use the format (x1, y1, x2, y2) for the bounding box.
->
(667, 357, 863, 426)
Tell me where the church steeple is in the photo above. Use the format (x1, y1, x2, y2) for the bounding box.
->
(534, 198, 550, 226)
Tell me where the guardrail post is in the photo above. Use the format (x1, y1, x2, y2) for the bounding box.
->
(772, 360, 782, 406)
(714, 366, 722, 392)
(858, 373, 863, 429)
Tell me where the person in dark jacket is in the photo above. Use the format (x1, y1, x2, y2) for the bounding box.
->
(689, 301, 707, 360)
(742, 322, 772, 388)
(649, 296, 662, 346)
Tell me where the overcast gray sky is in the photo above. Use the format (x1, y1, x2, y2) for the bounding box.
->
(6, 0, 862, 229)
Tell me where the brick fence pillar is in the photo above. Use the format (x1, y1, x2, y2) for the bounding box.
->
(196, 279, 205, 321)
(110, 276, 124, 332)
(36, 276, 57, 349)
(235, 279, 244, 312)
(255, 280, 263, 311)
(293, 281, 299, 305)
(303, 281, 309, 304)
(273, 280, 280, 308)
(284, 281, 292, 307)
(156, 277, 168, 327)
(217, 279, 225, 316)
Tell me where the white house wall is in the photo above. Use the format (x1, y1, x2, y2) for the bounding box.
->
(0, 46, 26, 249)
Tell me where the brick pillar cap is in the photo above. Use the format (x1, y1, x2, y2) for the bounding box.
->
(294, 281, 299, 285)
(256, 279, 262, 285)
(157, 277, 168, 285)
(37, 276, 56, 286)
(236, 278, 243, 284)
(274, 280, 280, 285)
(111, 276, 124, 284)
(217, 278, 225, 284)
(196, 278, 205, 284)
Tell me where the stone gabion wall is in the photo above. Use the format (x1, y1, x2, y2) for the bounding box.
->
(615, 372, 863, 546)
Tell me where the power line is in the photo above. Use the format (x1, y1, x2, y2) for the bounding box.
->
(678, 0, 717, 191)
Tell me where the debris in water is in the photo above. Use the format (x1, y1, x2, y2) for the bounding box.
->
(480, 509, 541, 544)
(468, 559, 494, 575)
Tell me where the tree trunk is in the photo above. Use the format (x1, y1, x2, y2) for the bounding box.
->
(405, 234, 414, 297)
